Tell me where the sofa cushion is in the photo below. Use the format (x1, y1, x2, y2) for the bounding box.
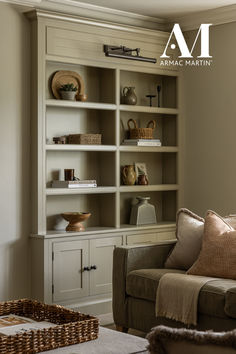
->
(126, 269, 236, 319)
(188, 211, 236, 280)
(126, 269, 185, 302)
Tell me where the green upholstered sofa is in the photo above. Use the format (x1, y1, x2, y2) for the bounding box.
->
(112, 241, 236, 333)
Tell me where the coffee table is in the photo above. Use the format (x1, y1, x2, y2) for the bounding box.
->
(44, 327, 148, 354)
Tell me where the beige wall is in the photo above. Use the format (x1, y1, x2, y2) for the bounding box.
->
(0, 3, 30, 299)
(182, 22, 236, 217)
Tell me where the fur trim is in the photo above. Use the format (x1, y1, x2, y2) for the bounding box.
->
(146, 325, 236, 354)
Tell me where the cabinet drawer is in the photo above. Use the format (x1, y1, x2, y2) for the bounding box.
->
(157, 230, 176, 241)
(127, 233, 158, 245)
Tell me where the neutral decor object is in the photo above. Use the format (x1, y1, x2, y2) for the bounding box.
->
(128, 119, 156, 139)
(68, 134, 102, 145)
(165, 208, 204, 270)
(146, 94, 156, 107)
(130, 196, 157, 225)
(157, 85, 161, 107)
(51, 70, 87, 101)
(53, 136, 66, 144)
(60, 83, 78, 100)
(135, 162, 148, 183)
(147, 325, 236, 354)
(188, 211, 236, 280)
(113, 241, 236, 334)
(122, 165, 136, 185)
(138, 174, 148, 185)
(64, 168, 75, 181)
(104, 44, 156, 63)
(0, 299, 99, 354)
(62, 212, 91, 232)
(123, 87, 137, 105)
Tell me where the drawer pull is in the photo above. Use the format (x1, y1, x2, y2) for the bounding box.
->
(90, 265, 97, 270)
(83, 266, 91, 271)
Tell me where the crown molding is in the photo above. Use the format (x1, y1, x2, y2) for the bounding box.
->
(2, 0, 236, 32)
(169, 4, 236, 32)
(0, 0, 41, 5)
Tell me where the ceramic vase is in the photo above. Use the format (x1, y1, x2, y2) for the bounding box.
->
(123, 87, 137, 105)
(130, 196, 157, 225)
(122, 165, 136, 185)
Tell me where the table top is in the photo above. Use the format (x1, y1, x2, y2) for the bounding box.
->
(44, 326, 148, 354)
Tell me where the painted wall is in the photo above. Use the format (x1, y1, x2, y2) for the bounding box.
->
(0, 3, 31, 299)
(182, 22, 236, 217)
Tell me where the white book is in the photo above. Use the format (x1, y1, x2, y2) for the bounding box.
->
(123, 139, 161, 143)
(52, 180, 97, 188)
(122, 142, 162, 146)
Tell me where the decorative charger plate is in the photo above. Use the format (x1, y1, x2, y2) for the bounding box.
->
(51, 70, 86, 101)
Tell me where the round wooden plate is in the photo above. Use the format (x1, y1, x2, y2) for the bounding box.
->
(51, 70, 86, 100)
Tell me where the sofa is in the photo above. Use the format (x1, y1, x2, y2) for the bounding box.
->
(112, 240, 236, 333)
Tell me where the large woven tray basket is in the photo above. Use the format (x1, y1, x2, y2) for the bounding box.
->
(0, 299, 99, 354)
(127, 119, 156, 139)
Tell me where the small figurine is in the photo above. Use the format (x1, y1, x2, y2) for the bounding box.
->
(146, 95, 156, 107)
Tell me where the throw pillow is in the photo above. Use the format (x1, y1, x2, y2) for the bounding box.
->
(187, 210, 236, 279)
(164, 208, 204, 270)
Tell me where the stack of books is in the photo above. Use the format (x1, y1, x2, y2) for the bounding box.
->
(122, 139, 162, 146)
(52, 180, 97, 188)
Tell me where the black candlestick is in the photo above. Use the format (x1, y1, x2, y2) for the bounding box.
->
(157, 85, 161, 107)
(146, 95, 156, 107)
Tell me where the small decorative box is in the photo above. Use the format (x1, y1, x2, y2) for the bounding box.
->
(68, 134, 102, 145)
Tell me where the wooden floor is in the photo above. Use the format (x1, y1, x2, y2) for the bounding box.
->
(98, 313, 146, 338)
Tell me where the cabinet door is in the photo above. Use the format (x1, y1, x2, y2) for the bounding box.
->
(90, 237, 122, 296)
(53, 240, 89, 302)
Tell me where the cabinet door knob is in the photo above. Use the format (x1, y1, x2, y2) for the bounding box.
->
(90, 265, 97, 270)
(83, 266, 91, 271)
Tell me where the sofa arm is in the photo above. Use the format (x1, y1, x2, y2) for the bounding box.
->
(112, 240, 176, 327)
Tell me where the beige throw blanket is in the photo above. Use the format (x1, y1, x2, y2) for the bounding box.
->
(156, 273, 214, 326)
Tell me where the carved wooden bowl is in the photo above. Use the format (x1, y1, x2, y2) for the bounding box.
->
(61, 212, 91, 232)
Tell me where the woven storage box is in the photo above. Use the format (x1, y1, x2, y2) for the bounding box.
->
(68, 134, 101, 145)
(0, 299, 99, 354)
(127, 119, 156, 139)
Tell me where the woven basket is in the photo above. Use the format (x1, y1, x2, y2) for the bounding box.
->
(0, 299, 99, 354)
(68, 134, 101, 145)
(127, 119, 156, 139)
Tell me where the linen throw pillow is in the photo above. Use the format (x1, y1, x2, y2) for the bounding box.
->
(187, 211, 236, 279)
(164, 208, 204, 270)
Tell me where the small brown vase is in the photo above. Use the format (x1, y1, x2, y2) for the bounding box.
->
(122, 165, 136, 185)
(138, 174, 149, 185)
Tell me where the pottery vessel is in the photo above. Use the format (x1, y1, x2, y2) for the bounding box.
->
(123, 87, 137, 105)
(122, 165, 136, 185)
(60, 91, 77, 100)
(138, 174, 149, 185)
(130, 196, 157, 225)
(62, 212, 91, 231)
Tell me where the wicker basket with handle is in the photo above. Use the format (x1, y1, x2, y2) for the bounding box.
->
(127, 119, 156, 139)
(0, 299, 99, 353)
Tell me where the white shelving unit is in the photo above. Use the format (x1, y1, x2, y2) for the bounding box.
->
(28, 9, 180, 314)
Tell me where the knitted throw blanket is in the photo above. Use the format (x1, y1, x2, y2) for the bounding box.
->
(156, 273, 214, 326)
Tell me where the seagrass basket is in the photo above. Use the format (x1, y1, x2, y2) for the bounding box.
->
(68, 134, 101, 145)
(127, 119, 156, 139)
(0, 299, 99, 354)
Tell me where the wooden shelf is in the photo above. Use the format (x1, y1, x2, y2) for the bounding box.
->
(46, 187, 117, 195)
(119, 104, 178, 115)
(46, 99, 117, 111)
(46, 144, 117, 152)
(119, 184, 179, 193)
(33, 223, 177, 239)
(119, 146, 178, 153)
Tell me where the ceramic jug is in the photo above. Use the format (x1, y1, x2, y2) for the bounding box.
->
(123, 87, 137, 105)
(122, 165, 136, 185)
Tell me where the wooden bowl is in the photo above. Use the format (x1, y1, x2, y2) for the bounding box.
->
(61, 212, 91, 232)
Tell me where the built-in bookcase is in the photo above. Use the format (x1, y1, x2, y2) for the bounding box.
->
(43, 61, 179, 234)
